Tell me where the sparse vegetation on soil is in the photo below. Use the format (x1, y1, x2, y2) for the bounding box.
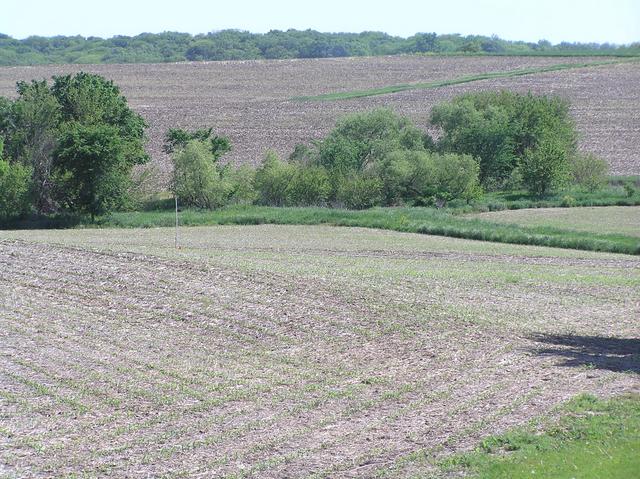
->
(1, 225, 639, 477)
(293, 58, 637, 101)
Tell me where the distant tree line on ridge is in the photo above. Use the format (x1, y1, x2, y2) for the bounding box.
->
(1, 30, 638, 66)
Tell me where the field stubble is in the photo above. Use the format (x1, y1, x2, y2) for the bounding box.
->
(1, 225, 639, 477)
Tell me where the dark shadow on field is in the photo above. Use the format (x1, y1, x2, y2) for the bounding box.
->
(0, 214, 84, 230)
(530, 333, 640, 374)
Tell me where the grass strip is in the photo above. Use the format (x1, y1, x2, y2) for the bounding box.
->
(51, 206, 640, 255)
(440, 393, 640, 479)
(4, 205, 639, 255)
(293, 58, 639, 101)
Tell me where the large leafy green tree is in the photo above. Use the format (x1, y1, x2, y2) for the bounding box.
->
(51, 72, 148, 166)
(1, 81, 60, 212)
(54, 124, 131, 220)
(430, 91, 577, 191)
(0, 72, 148, 218)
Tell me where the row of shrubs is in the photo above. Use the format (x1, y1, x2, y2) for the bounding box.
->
(0, 77, 616, 219)
(171, 100, 611, 210)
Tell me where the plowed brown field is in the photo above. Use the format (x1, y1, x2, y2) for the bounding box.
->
(1, 225, 639, 477)
(0, 56, 638, 185)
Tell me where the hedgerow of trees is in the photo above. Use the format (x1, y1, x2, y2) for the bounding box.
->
(1, 30, 638, 66)
(1, 72, 612, 220)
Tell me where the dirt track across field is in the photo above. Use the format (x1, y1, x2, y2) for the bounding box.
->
(1, 56, 638, 185)
(1, 225, 639, 477)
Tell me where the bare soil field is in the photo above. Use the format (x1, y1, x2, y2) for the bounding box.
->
(470, 206, 640, 238)
(1, 225, 639, 477)
(0, 56, 638, 185)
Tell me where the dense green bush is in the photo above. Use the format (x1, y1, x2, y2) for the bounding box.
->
(521, 141, 571, 196)
(430, 91, 577, 190)
(225, 165, 257, 205)
(172, 140, 230, 209)
(286, 165, 331, 206)
(254, 151, 331, 207)
(243, 109, 482, 209)
(375, 150, 481, 206)
(318, 108, 431, 173)
(374, 149, 416, 205)
(571, 152, 609, 192)
(335, 174, 383, 210)
(0, 158, 32, 218)
(423, 152, 482, 205)
(254, 151, 295, 206)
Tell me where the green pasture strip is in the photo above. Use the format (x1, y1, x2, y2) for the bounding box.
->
(293, 58, 639, 101)
(440, 393, 640, 479)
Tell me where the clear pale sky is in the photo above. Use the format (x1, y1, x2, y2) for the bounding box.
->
(2, 0, 639, 44)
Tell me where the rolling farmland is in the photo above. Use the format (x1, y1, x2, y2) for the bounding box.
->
(2, 53, 640, 478)
(1, 225, 639, 477)
(0, 55, 638, 186)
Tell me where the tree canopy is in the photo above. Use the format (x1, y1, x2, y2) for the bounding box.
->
(0, 30, 637, 66)
(430, 91, 578, 192)
(0, 72, 148, 218)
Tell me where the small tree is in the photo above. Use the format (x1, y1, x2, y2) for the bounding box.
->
(171, 139, 229, 209)
(521, 140, 571, 196)
(571, 152, 609, 192)
(0, 138, 32, 219)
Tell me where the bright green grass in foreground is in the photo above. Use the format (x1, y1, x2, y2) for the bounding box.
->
(443, 394, 640, 479)
(86, 206, 640, 255)
(293, 58, 639, 101)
